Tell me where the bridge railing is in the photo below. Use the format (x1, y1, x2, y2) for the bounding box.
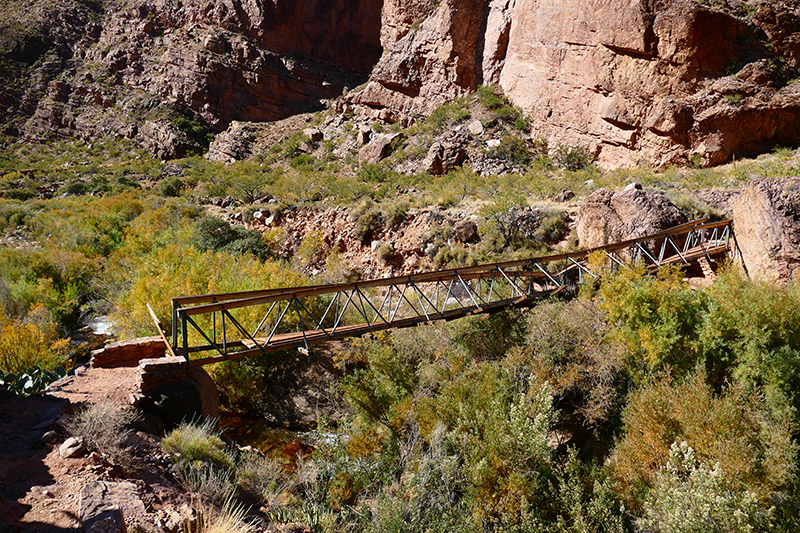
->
(162, 218, 731, 367)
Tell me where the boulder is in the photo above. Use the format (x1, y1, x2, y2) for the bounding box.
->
(468, 120, 485, 136)
(422, 136, 468, 176)
(80, 481, 146, 532)
(454, 220, 479, 243)
(576, 186, 685, 249)
(60, 436, 86, 459)
(733, 177, 800, 281)
(553, 189, 575, 203)
(303, 128, 323, 142)
(358, 133, 404, 163)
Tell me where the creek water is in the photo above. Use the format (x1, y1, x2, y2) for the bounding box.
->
(219, 411, 319, 458)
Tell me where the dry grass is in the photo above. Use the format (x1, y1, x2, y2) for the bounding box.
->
(186, 498, 258, 533)
(68, 401, 140, 467)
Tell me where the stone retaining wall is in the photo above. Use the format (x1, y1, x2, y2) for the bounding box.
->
(137, 356, 189, 394)
(90, 337, 166, 368)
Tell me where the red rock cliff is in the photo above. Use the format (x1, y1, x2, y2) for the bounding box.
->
(351, 0, 800, 168)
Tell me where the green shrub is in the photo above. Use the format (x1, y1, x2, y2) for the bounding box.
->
(62, 181, 89, 196)
(163, 418, 233, 471)
(3, 186, 38, 201)
(178, 465, 236, 503)
(552, 144, 594, 171)
(109, 242, 307, 339)
(173, 116, 215, 146)
(698, 268, 800, 407)
(487, 134, 531, 165)
(359, 163, 391, 183)
(290, 154, 316, 170)
(638, 441, 772, 533)
(608, 371, 796, 507)
(295, 230, 326, 269)
(375, 242, 394, 263)
(158, 176, 183, 197)
(281, 132, 310, 159)
(366, 424, 476, 533)
(354, 210, 381, 244)
(0, 304, 72, 374)
(550, 450, 630, 532)
(237, 451, 297, 509)
(424, 98, 471, 133)
(666, 191, 725, 221)
(477, 84, 504, 110)
(433, 242, 468, 268)
(382, 201, 408, 229)
(192, 216, 272, 261)
(524, 300, 625, 430)
(0, 200, 40, 230)
(599, 266, 707, 382)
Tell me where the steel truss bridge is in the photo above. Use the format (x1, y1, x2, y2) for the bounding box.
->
(151, 218, 733, 367)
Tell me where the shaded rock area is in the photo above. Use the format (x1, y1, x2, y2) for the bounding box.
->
(0, 385, 196, 532)
(576, 185, 686, 249)
(1, 0, 382, 157)
(0, 391, 71, 531)
(136, 366, 221, 432)
(733, 176, 800, 281)
(240, 348, 347, 429)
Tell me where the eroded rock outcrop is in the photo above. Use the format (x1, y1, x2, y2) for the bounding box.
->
(576, 185, 686, 249)
(733, 176, 800, 281)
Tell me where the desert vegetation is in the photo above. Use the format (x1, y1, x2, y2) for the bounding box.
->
(132, 265, 800, 532)
(4, 94, 800, 531)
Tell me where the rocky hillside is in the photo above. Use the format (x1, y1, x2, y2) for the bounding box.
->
(0, 0, 382, 158)
(3, 0, 800, 166)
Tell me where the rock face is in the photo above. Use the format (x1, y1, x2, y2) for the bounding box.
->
(733, 177, 800, 281)
(350, 0, 489, 120)
(576, 186, 686, 249)
(2, 0, 382, 157)
(348, 0, 800, 168)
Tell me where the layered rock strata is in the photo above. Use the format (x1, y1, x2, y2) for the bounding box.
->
(5, 0, 800, 165)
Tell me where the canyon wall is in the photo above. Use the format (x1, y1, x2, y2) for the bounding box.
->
(1, 0, 383, 157)
(3, 0, 800, 165)
(351, 0, 800, 168)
